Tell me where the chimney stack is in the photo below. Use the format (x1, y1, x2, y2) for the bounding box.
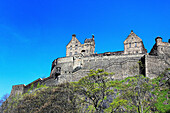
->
(72, 34, 76, 40)
(92, 34, 94, 39)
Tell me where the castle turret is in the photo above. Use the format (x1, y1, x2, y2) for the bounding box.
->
(155, 36, 162, 45)
(150, 36, 170, 56)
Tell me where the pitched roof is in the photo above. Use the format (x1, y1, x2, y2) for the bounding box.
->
(66, 35, 81, 47)
(84, 38, 94, 43)
(124, 30, 142, 44)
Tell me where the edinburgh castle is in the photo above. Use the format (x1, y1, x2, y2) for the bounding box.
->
(10, 30, 170, 96)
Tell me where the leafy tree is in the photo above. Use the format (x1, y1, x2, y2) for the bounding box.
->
(121, 75, 155, 113)
(72, 69, 114, 112)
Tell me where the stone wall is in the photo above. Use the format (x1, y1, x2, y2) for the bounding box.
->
(145, 55, 170, 79)
(51, 54, 145, 82)
(10, 84, 25, 96)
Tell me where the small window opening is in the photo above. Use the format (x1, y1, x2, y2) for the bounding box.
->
(81, 50, 85, 52)
(135, 42, 137, 47)
(69, 52, 72, 56)
(75, 45, 78, 50)
(129, 43, 131, 48)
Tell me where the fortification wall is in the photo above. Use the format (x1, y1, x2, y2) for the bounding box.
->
(49, 54, 145, 82)
(80, 54, 145, 79)
(145, 55, 170, 79)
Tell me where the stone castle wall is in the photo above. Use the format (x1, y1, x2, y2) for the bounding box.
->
(10, 52, 170, 97)
(9, 33, 170, 97)
(145, 55, 170, 79)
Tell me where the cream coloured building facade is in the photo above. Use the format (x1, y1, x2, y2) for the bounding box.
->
(124, 30, 147, 54)
(66, 34, 95, 56)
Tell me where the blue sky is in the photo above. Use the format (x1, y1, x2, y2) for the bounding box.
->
(0, 0, 170, 98)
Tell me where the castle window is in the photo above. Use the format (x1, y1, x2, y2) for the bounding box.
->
(129, 43, 131, 48)
(69, 52, 72, 56)
(135, 42, 137, 47)
(136, 51, 138, 53)
(75, 51, 77, 55)
(87, 50, 88, 53)
(75, 45, 78, 50)
(70, 46, 72, 50)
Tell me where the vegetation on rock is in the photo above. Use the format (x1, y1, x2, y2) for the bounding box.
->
(0, 69, 170, 113)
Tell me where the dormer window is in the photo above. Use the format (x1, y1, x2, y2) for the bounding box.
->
(129, 43, 131, 48)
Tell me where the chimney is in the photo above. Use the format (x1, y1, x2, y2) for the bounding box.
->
(72, 34, 76, 40)
(131, 30, 133, 32)
(92, 34, 94, 39)
(168, 39, 170, 43)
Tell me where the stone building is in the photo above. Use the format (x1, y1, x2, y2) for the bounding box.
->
(9, 31, 170, 97)
(66, 34, 95, 56)
(150, 37, 170, 56)
(124, 30, 147, 54)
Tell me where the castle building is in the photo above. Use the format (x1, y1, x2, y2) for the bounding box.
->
(66, 34, 95, 56)
(10, 31, 170, 97)
(124, 30, 147, 54)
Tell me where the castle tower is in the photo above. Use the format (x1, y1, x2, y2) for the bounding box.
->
(124, 30, 147, 54)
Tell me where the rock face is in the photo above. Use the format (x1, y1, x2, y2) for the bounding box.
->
(9, 31, 170, 97)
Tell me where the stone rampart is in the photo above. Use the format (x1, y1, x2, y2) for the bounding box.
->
(145, 55, 170, 79)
